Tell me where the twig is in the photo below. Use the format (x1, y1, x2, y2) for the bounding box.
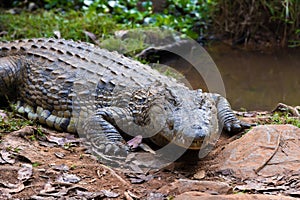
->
(98, 164, 129, 186)
(254, 132, 282, 174)
(124, 191, 134, 200)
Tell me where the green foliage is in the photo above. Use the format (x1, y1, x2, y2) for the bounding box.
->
(32, 162, 41, 167)
(0, 9, 118, 41)
(43, 0, 85, 10)
(1, 0, 299, 47)
(27, 126, 45, 141)
(99, 28, 174, 56)
(271, 113, 300, 128)
(3, 0, 84, 10)
(0, 112, 33, 132)
(213, 0, 300, 47)
(263, 0, 300, 47)
(84, 0, 216, 39)
(86, 0, 153, 26)
(100, 36, 148, 56)
(70, 164, 77, 170)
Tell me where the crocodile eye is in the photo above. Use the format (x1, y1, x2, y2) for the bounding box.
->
(167, 120, 174, 130)
(168, 97, 181, 107)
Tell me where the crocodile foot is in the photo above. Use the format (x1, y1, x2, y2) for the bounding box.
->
(88, 140, 129, 167)
(224, 120, 252, 134)
(82, 114, 129, 167)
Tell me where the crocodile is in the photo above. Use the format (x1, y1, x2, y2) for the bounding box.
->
(0, 38, 249, 164)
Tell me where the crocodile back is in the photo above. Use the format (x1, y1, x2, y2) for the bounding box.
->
(0, 38, 183, 132)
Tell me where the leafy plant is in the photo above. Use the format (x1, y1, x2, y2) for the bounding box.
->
(44, 0, 85, 10)
(0, 111, 33, 132)
(86, 0, 153, 25)
(32, 162, 41, 167)
(84, 0, 216, 39)
(271, 113, 300, 128)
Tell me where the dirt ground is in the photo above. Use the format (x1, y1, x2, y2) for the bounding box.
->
(0, 111, 299, 199)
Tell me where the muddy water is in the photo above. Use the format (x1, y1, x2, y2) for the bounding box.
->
(208, 45, 300, 111)
(159, 44, 300, 111)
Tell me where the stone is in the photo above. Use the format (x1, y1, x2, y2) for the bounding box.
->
(174, 192, 298, 200)
(158, 179, 231, 195)
(214, 125, 300, 179)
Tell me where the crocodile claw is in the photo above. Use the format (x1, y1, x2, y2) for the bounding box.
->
(224, 120, 252, 134)
(88, 141, 129, 167)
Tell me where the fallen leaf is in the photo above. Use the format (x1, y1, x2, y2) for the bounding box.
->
(126, 190, 140, 199)
(18, 164, 33, 181)
(51, 164, 69, 172)
(83, 30, 99, 44)
(3, 182, 25, 194)
(147, 192, 165, 200)
(54, 152, 65, 159)
(38, 141, 56, 148)
(0, 150, 15, 164)
(0, 156, 7, 164)
(127, 174, 153, 184)
(76, 190, 104, 199)
(56, 173, 81, 184)
(100, 189, 119, 198)
(46, 135, 79, 147)
(0, 110, 8, 122)
(40, 182, 56, 194)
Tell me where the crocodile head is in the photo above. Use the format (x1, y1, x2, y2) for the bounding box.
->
(147, 86, 220, 150)
(113, 85, 220, 150)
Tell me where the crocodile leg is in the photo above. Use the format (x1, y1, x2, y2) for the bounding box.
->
(82, 109, 129, 165)
(211, 93, 250, 133)
(0, 57, 23, 96)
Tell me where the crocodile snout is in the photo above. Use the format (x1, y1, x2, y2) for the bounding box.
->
(192, 124, 209, 138)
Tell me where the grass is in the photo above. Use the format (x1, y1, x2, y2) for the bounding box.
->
(0, 10, 119, 42)
(0, 111, 34, 133)
(0, 10, 171, 57)
(1, 1, 299, 47)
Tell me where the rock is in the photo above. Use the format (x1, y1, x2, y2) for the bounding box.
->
(174, 192, 298, 200)
(214, 125, 300, 179)
(158, 179, 231, 195)
(193, 170, 206, 180)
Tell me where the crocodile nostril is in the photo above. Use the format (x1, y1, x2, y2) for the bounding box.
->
(192, 124, 202, 129)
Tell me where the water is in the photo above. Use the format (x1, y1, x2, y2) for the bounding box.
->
(157, 43, 300, 111)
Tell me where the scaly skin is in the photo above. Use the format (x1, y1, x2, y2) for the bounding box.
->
(0, 38, 249, 163)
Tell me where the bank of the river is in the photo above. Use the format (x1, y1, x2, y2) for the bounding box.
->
(0, 109, 299, 199)
(136, 39, 300, 111)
